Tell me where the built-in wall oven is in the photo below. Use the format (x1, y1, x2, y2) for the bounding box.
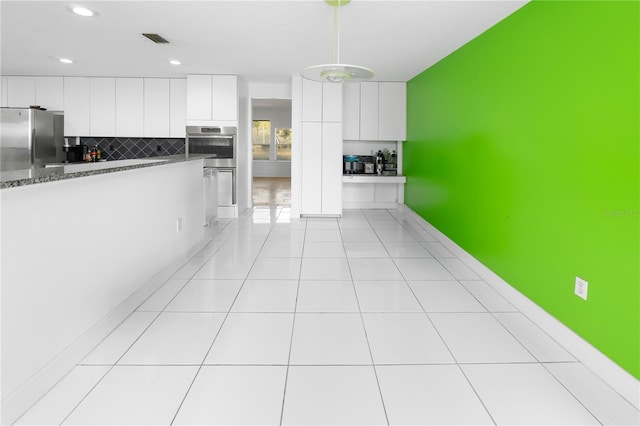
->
(186, 126, 237, 216)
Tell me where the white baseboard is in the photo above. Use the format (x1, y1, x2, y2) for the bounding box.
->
(1, 236, 213, 425)
(343, 201, 399, 209)
(398, 204, 640, 410)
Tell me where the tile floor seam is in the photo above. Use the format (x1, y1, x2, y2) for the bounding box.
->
(379, 223, 499, 425)
(169, 209, 283, 425)
(538, 363, 606, 425)
(58, 308, 167, 425)
(278, 212, 308, 426)
(342, 213, 391, 426)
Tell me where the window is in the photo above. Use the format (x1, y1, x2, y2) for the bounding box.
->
(252, 120, 293, 162)
(252, 120, 270, 161)
(276, 128, 292, 161)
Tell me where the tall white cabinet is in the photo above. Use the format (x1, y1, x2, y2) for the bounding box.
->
(297, 78, 343, 216)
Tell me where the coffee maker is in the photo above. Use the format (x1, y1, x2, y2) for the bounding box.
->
(63, 138, 86, 163)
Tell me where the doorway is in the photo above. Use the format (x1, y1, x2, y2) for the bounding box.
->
(251, 98, 292, 207)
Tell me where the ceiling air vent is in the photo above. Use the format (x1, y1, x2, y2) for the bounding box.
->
(142, 33, 169, 44)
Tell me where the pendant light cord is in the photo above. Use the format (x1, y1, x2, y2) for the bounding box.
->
(333, 0, 341, 64)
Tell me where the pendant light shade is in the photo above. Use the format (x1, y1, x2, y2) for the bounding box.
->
(302, 0, 375, 83)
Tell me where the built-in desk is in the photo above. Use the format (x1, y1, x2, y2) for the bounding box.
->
(342, 174, 406, 209)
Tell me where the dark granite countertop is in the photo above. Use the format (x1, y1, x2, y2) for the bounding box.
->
(1, 155, 201, 189)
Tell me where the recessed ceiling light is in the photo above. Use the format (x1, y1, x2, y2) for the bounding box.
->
(69, 5, 97, 17)
(59, 58, 74, 64)
(169, 60, 181, 66)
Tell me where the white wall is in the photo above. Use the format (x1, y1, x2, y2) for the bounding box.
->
(252, 104, 292, 178)
(1, 160, 204, 421)
(250, 82, 291, 100)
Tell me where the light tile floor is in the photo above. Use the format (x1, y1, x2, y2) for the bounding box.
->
(14, 207, 640, 425)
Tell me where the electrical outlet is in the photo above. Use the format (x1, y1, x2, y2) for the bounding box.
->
(176, 218, 182, 232)
(574, 276, 588, 300)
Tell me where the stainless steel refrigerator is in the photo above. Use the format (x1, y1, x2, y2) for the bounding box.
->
(1, 107, 63, 172)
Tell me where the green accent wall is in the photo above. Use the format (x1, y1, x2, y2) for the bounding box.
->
(404, 1, 639, 378)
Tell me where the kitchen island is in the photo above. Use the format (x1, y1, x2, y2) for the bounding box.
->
(1, 156, 206, 422)
(0, 156, 189, 188)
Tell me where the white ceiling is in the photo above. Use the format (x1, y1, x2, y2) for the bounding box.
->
(1, 0, 528, 84)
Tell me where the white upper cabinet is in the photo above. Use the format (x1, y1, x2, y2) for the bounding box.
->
(35, 77, 64, 111)
(378, 82, 406, 141)
(90, 78, 116, 136)
(342, 81, 406, 141)
(342, 83, 360, 140)
(5, 76, 63, 111)
(322, 83, 342, 123)
(186, 74, 238, 123)
(64, 77, 91, 136)
(212, 75, 238, 122)
(302, 79, 322, 122)
(359, 82, 379, 140)
(7, 76, 36, 108)
(1, 77, 8, 107)
(116, 78, 144, 137)
(169, 79, 186, 138)
(144, 78, 170, 137)
(186, 75, 212, 120)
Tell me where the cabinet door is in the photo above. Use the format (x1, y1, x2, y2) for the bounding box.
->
(300, 122, 322, 215)
(186, 74, 212, 120)
(116, 78, 144, 137)
(302, 79, 322, 122)
(63, 77, 91, 136)
(212, 75, 237, 121)
(90, 78, 116, 136)
(35, 77, 64, 111)
(7, 76, 35, 107)
(322, 83, 342, 123)
(170, 79, 186, 138)
(378, 82, 406, 141)
(342, 83, 360, 140)
(144, 78, 170, 137)
(321, 122, 343, 215)
(1, 77, 7, 107)
(360, 82, 379, 140)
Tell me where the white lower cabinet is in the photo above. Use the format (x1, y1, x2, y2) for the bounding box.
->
(342, 176, 406, 209)
(300, 122, 342, 216)
(321, 122, 343, 215)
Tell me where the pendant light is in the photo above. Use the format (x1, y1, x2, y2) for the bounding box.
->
(302, 0, 375, 83)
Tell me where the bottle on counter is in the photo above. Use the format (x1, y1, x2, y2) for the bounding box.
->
(91, 146, 97, 162)
(96, 147, 102, 161)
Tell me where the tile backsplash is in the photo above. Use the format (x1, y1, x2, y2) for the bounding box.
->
(80, 137, 185, 161)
